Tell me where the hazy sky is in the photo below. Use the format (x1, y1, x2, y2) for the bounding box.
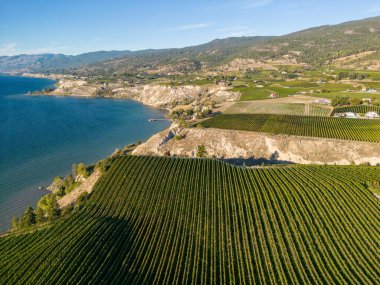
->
(1, 0, 380, 56)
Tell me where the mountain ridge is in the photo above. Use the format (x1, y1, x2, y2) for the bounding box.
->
(1, 16, 380, 74)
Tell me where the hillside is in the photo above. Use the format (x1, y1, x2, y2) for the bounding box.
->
(247, 16, 380, 67)
(2, 16, 380, 75)
(1, 156, 379, 284)
(77, 16, 380, 75)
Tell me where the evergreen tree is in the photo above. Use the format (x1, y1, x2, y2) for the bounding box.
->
(22, 206, 36, 227)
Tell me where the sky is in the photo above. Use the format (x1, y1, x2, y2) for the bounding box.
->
(1, 0, 380, 56)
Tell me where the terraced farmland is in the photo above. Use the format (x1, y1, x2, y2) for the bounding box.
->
(1, 156, 380, 284)
(201, 114, 380, 142)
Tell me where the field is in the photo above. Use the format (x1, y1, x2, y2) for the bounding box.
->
(226, 101, 331, 116)
(311, 91, 380, 100)
(332, 105, 380, 115)
(232, 78, 380, 102)
(200, 114, 380, 142)
(1, 156, 380, 284)
(232, 85, 271, 100)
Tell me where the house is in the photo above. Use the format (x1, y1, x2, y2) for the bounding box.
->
(314, 99, 331, 105)
(362, 98, 372, 104)
(269, 93, 279, 99)
(345, 112, 359, 118)
(365, 112, 379, 119)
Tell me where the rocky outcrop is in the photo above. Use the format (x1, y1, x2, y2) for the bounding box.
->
(112, 84, 239, 109)
(50, 79, 98, 96)
(132, 128, 380, 165)
(47, 79, 239, 109)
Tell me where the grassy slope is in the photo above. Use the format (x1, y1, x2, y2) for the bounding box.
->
(0, 156, 379, 284)
(201, 114, 380, 142)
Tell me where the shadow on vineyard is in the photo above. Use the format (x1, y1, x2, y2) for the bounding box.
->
(223, 151, 295, 166)
(1, 156, 379, 284)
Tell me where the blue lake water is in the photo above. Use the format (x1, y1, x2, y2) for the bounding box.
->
(0, 75, 170, 232)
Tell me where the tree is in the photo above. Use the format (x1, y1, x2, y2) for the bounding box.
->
(78, 163, 90, 178)
(21, 206, 36, 227)
(47, 195, 61, 221)
(62, 204, 74, 216)
(349, 97, 362, 106)
(37, 194, 61, 221)
(76, 192, 89, 210)
(35, 207, 46, 224)
(11, 216, 19, 231)
(64, 174, 75, 194)
(51, 176, 64, 192)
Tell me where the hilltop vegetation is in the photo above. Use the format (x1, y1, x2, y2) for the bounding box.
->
(1, 156, 379, 284)
(2, 16, 380, 76)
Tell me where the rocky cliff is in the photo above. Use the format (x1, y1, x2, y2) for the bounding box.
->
(112, 84, 239, 108)
(132, 128, 380, 166)
(46, 78, 239, 109)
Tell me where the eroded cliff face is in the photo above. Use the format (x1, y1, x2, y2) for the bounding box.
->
(50, 79, 98, 96)
(112, 84, 239, 108)
(47, 78, 239, 109)
(132, 128, 380, 165)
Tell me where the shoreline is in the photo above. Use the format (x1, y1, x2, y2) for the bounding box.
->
(1, 76, 174, 233)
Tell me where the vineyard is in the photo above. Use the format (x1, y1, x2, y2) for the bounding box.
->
(200, 114, 380, 142)
(1, 156, 379, 284)
(332, 105, 380, 115)
(226, 102, 331, 116)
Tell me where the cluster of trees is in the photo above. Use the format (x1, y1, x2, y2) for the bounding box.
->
(51, 163, 91, 197)
(331, 97, 380, 107)
(10, 162, 93, 232)
(337, 72, 369, 80)
(95, 156, 115, 173)
(11, 192, 91, 232)
(331, 96, 362, 107)
(93, 84, 114, 97)
(11, 194, 61, 231)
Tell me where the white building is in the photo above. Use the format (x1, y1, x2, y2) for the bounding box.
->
(365, 112, 379, 119)
(345, 112, 359, 118)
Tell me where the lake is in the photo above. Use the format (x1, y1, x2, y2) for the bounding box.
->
(0, 75, 170, 232)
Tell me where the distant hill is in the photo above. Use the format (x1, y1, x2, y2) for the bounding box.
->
(0, 50, 133, 74)
(247, 16, 380, 67)
(1, 16, 380, 75)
